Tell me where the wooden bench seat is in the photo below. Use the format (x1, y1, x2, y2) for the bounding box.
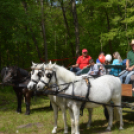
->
(122, 84, 132, 97)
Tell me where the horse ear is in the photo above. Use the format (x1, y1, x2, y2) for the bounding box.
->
(32, 61, 37, 66)
(51, 63, 56, 70)
(49, 61, 52, 64)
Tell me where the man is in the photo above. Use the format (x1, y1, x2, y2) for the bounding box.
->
(120, 39, 134, 84)
(70, 49, 92, 75)
(88, 59, 99, 76)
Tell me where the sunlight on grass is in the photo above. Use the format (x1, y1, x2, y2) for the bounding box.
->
(0, 87, 134, 134)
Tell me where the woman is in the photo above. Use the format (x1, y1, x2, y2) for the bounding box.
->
(110, 52, 122, 76)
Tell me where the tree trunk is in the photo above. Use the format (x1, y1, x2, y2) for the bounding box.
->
(71, 0, 80, 57)
(61, 0, 75, 57)
(40, 0, 48, 63)
(0, 43, 1, 69)
(22, 1, 42, 62)
(105, 9, 113, 54)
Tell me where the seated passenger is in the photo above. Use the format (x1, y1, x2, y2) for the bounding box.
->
(70, 49, 92, 75)
(99, 64, 106, 76)
(110, 52, 122, 76)
(122, 59, 127, 65)
(120, 39, 134, 84)
(88, 59, 99, 76)
(96, 52, 105, 64)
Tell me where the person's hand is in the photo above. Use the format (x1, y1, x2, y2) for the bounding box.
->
(83, 66, 87, 69)
(126, 66, 129, 70)
(90, 71, 94, 75)
(127, 66, 134, 71)
(100, 66, 102, 70)
(72, 65, 76, 68)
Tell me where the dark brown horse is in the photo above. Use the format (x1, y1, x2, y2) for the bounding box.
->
(1, 66, 33, 115)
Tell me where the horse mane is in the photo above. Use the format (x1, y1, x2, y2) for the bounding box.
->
(54, 64, 79, 83)
(19, 68, 29, 77)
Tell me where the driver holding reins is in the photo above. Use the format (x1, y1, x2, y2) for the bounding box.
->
(120, 39, 134, 84)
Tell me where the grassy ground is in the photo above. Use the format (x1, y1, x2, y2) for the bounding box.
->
(0, 87, 134, 134)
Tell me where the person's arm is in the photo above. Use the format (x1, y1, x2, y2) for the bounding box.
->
(72, 64, 79, 68)
(126, 60, 134, 71)
(87, 67, 92, 75)
(72, 57, 80, 68)
(92, 64, 99, 75)
(126, 59, 129, 69)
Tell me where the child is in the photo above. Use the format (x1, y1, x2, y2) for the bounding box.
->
(88, 59, 99, 76)
(110, 52, 122, 76)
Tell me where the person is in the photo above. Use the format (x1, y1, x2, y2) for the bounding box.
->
(87, 59, 99, 76)
(99, 64, 106, 76)
(122, 59, 127, 65)
(70, 49, 92, 75)
(110, 52, 122, 76)
(96, 52, 105, 64)
(120, 39, 134, 84)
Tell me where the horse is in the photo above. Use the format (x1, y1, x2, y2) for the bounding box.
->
(1, 66, 33, 115)
(36, 63, 123, 134)
(27, 62, 93, 134)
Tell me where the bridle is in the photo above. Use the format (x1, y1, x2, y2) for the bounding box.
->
(30, 69, 42, 84)
(39, 69, 57, 87)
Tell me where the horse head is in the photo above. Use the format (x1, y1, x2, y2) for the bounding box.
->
(27, 62, 46, 90)
(2, 66, 20, 83)
(37, 62, 76, 91)
(36, 62, 57, 90)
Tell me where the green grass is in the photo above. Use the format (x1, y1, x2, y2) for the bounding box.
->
(0, 87, 134, 134)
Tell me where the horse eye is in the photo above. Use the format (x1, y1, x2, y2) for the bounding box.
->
(46, 73, 52, 78)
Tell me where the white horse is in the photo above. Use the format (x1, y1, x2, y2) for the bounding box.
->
(37, 63, 124, 134)
(27, 62, 93, 134)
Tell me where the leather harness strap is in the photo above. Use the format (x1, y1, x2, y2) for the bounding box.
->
(80, 78, 90, 116)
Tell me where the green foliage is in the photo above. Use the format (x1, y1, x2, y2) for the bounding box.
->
(0, 0, 134, 69)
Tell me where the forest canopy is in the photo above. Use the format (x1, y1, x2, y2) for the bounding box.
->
(0, 0, 134, 69)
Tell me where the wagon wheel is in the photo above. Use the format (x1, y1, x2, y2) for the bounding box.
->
(103, 106, 109, 121)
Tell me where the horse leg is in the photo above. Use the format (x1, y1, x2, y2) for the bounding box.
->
(106, 106, 113, 131)
(72, 105, 80, 134)
(51, 102, 58, 134)
(69, 109, 75, 134)
(115, 107, 124, 130)
(87, 108, 93, 128)
(25, 92, 31, 115)
(60, 106, 68, 134)
(113, 101, 124, 130)
(14, 89, 22, 113)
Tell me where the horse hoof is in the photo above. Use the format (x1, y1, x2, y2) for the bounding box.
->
(106, 127, 111, 131)
(16, 111, 21, 114)
(52, 127, 57, 134)
(64, 130, 68, 134)
(25, 112, 30, 115)
(119, 127, 124, 130)
(87, 124, 91, 128)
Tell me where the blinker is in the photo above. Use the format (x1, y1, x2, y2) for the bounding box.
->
(46, 73, 52, 79)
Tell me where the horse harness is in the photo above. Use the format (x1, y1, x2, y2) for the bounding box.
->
(39, 68, 91, 116)
(31, 68, 122, 112)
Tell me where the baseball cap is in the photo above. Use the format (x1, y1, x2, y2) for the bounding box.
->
(82, 49, 88, 53)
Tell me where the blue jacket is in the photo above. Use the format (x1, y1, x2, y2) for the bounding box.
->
(96, 58, 100, 63)
(110, 59, 122, 76)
